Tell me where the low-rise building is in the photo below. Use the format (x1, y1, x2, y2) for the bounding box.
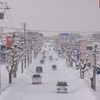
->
(79, 39, 100, 66)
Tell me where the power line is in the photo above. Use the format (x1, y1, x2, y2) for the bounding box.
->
(1, 3, 15, 32)
(0, 26, 22, 30)
(0, 3, 11, 32)
(7, 6, 21, 34)
(0, 3, 21, 34)
(8, 10, 17, 30)
(1, 26, 100, 33)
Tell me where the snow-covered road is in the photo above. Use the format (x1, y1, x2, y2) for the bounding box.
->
(0, 44, 97, 100)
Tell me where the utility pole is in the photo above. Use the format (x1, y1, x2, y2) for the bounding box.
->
(22, 22, 27, 69)
(21, 42, 23, 73)
(27, 30, 29, 68)
(93, 45, 97, 91)
(0, 2, 10, 14)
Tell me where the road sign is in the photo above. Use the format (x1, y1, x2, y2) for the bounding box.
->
(76, 52, 80, 60)
(6, 36, 12, 47)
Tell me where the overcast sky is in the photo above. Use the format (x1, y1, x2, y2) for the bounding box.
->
(1, 0, 100, 36)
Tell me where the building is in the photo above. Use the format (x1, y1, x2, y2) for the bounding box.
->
(79, 39, 100, 66)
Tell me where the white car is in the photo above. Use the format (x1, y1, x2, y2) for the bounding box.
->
(32, 74, 42, 84)
(56, 81, 68, 93)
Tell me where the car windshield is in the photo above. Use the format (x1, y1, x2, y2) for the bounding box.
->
(33, 74, 40, 77)
(40, 60, 44, 62)
(57, 82, 67, 86)
(37, 66, 42, 68)
(37, 67, 42, 69)
(52, 65, 56, 67)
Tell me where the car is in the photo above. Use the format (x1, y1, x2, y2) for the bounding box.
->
(49, 57, 53, 61)
(49, 45, 51, 47)
(49, 56, 52, 59)
(55, 58, 59, 61)
(36, 66, 43, 73)
(42, 51, 45, 56)
(40, 59, 44, 64)
(32, 74, 42, 84)
(56, 81, 68, 93)
(61, 55, 65, 59)
(42, 56, 46, 60)
(49, 56, 53, 61)
(52, 65, 57, 70)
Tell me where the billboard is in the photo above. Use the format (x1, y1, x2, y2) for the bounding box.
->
(60, 33, 69, 36)
(6, 36, 12, 47)
(60, 33, 69, 42)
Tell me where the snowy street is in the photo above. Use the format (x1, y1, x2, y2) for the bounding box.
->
(0, 1, 100, 100)
(0, 43, 97, 100)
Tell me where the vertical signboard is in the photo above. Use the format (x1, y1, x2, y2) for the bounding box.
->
(76, 51, 80, 61)
(6, 36, 12, 47)
(0, 12, 4, 19)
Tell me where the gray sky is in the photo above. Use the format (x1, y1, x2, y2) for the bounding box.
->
(1, 0, 100, 36)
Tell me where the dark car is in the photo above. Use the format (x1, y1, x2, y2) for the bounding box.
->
(56, 81, 68, 93)
(52, 65, 57, 70)
(36, 66, 43, 73)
